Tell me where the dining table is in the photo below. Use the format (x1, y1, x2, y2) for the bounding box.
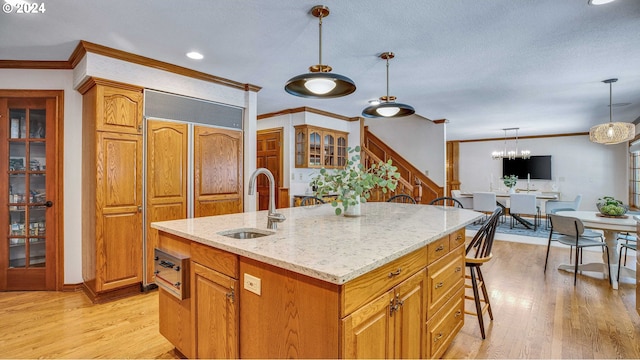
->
(460, 191, 558, 229)
(555, 210, 636, 290)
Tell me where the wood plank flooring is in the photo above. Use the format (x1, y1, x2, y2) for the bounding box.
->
(0, 240, 637, 358)
(444, 240, 639, 359)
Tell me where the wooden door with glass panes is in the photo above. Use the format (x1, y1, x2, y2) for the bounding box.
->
(0, 96, 58, 290)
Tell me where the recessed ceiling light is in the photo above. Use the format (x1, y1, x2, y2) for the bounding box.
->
(588, 0, 616, 5)
(186, 51, 204, 60)
(368, 99, 381, 105)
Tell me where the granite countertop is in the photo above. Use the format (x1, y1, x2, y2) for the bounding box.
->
(151, 202, 482, 285)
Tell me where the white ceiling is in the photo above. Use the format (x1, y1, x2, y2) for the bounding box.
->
(1, 0, 639, 140)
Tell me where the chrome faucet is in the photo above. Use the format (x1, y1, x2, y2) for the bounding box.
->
(248, 168, 286, 230)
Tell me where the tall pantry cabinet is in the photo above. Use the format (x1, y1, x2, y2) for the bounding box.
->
(80, 78, 144, 303)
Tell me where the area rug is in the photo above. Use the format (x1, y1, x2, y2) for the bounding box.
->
(466, 216, 551, 239)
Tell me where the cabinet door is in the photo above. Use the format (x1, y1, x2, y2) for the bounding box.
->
(336, 133, 348, 167)
(146, 120, 188, 284)
(96, 131, 142, 291)
(323, 132, 335, 167)
(342, 290, 394, 359)
(96, 85, 143, 134)
(192, 262, 238, 359)
(1, 96, 58, 290)
(193, 126, 243, 216)
(308, 129, 322, 167)
(294, 127, 307, 168)
(393, 269, 427, 359)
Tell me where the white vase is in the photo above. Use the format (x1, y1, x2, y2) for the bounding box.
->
(343, 196, 361, 217)
(509, 187, 516, 194)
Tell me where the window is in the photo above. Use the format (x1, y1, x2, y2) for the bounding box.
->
(629, 137, 640, 209)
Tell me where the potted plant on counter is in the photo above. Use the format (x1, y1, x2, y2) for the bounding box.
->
(503, 175, 518, 193)
(311, 146, 400, 216)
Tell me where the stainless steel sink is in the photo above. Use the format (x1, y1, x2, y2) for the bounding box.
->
(217, 228, 275, 239)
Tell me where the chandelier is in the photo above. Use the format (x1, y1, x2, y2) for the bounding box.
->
(589, 78, 635, 145)
(491, 128, 531, 160)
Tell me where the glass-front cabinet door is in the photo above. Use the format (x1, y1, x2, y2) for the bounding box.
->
(1, 96, 57, 290)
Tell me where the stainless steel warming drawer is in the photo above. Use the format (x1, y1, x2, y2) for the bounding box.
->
(154, 248, 189, 300)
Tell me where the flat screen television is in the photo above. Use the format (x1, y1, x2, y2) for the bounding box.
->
(502, 155, 552, 180)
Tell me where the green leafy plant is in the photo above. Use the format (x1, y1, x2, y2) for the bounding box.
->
(311, 146, 401, 215)
(503, 175, 518, 188)
(597, 196, 628, 216)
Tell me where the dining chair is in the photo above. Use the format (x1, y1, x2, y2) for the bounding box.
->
(451, 189, 473, 209)
(544, 194, 582, 229)
(429, 196, 463, 208)
(465, 206, 502, 339)
(544, 214, 612, 286)
(386, 194, 417, 204)
(616, 232, 637, 266)
(509, 193, 540, 231)
(299, 196, 325, 206)
(473, 192, 496, 222)
(617, 241, 637, 282)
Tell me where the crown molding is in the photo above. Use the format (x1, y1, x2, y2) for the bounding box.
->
(0, 60, 72, 69)
(454, 132, 589, 143)
(0, 40, 261, 93)
(257, 106, 361, 122)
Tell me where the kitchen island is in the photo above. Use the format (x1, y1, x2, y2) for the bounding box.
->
(151, 202, 482, 359)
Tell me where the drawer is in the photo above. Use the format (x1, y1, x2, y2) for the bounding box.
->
(341, 247, 427, 317)
(427, 236, 450, 265)
(154, 248, 189, 300)
(449, 228, 466, 249)
(191, 241, 238, 279)
(426, 246, 464, 319)
(426, 287, 464, 359)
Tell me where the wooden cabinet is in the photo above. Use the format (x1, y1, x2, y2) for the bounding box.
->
(342, 269, 426, 359)
(80, 78, 143, 302)
(146, 120, 188, 286)
(294, 125, 347, 168)
(194, 126, 243, 217)
(0, 93, 61, 291)
(192, 262, 238, 359)
(425, 231, 466, 359)
(158, 230, 467, 359)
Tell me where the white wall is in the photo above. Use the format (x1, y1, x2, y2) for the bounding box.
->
(0, 69, 83, 284)
(257, 112, 361, 206)
(458, 135, 628, 210)
(364, 115, 446, 187)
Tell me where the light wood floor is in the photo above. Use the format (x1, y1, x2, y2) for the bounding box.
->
(0, 240, 637, 359)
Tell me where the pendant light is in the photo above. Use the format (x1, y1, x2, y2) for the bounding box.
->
(362, 52, 415, 118)
(589, 78, 635, 145)
(284, 5, 356, 99)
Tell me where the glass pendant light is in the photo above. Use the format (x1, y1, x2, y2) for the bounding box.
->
(589, 78, 635, 145)
(284, 5, 356, 99)
(362, 52, 415, 118)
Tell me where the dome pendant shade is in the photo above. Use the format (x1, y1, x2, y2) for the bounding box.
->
(589, 78, 634, 145)
(362, 102, 415, 118)
(285, 71, 356, 98)
(361, 52, 415, 118)
(284, 5, 356, 99)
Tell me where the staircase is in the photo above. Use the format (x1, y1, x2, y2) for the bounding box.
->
(362, 127, 443, 204)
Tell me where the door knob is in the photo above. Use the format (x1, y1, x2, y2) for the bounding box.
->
(45, 201, 53, 207)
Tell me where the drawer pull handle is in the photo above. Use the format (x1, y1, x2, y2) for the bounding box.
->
(173, 281, 181, 288)
(456, 234, 463, 240)
(434, 332, 444, 342)
(159, 260, 175, 269)
(435, 282, 444, 289)
(435, 245, 445, 252)
(455, 310, 462, 318)
(455, 266, 462, 272)
(388, 268, 402, 278)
